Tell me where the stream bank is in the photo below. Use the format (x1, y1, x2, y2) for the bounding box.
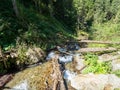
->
(1, 40, 120, 90)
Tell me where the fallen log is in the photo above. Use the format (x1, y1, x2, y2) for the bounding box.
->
(51, 55, 66, 90)
(76, 47, 117, 53)
(77, 40, 120, 44)
(0, 74, 13, 89)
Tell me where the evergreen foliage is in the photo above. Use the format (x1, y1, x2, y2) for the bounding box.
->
(74, 0, 120, 41)
(1, 0, 120, 49)
(0, 0, 76, 50)
(0, 0, 120, 75)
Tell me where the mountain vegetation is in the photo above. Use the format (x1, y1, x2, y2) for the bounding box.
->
(0, 0, 120, 74)
(1, 0, 120, 49)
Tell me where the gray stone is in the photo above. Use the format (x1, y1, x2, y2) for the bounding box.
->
(112, 60, 120, 71)
(70, 74, 120, 90)
(73, 54, 85, 71)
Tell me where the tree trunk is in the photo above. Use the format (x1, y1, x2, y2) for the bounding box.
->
(49, 0, 54, 17)
(0, 46, 2, 57)
(77, 14, 80, 30)
(12, 0, 19, 17)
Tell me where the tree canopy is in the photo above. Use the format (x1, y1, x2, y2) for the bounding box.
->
(0, 0, 120, 49)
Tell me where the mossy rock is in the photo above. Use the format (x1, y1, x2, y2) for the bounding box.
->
(5, 61, 54, 90)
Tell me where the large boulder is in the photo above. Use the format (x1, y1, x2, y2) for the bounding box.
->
(5, 61, 54, 90)
(70, 74, 120, 90)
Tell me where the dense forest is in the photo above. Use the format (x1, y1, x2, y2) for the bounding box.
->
(1, 0, 120, 50)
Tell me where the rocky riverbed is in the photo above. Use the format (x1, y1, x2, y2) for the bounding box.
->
(2, 42, 120, 90)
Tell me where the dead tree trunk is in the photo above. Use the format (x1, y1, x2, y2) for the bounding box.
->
(52, 55, 66, 90)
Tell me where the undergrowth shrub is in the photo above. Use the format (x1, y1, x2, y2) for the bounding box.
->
(16, 40, 28, 69)
(90, 22, 120, 42)
(82, 53, 112, 74)
(15, 38, 46, 69)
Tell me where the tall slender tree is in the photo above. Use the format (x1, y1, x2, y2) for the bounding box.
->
(12, 0, 19, 17)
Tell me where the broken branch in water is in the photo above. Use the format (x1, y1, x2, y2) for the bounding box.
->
(51, 55, 66, 90)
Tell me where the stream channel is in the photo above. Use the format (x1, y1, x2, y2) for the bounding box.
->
(3, 42, 120, 90)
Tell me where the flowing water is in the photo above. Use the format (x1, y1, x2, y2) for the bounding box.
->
(3, 43, 120, 90)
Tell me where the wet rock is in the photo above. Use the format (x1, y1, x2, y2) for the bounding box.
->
(46, 51, 56, 60)
(70, 74, 120, 90)
(59, 55, 73, 63)
(63, 70, 76, 81)
(13, 80, 28, 90)
(26, 47, 45, 64)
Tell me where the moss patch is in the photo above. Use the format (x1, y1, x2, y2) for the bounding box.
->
(5, 61, 54, 90)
